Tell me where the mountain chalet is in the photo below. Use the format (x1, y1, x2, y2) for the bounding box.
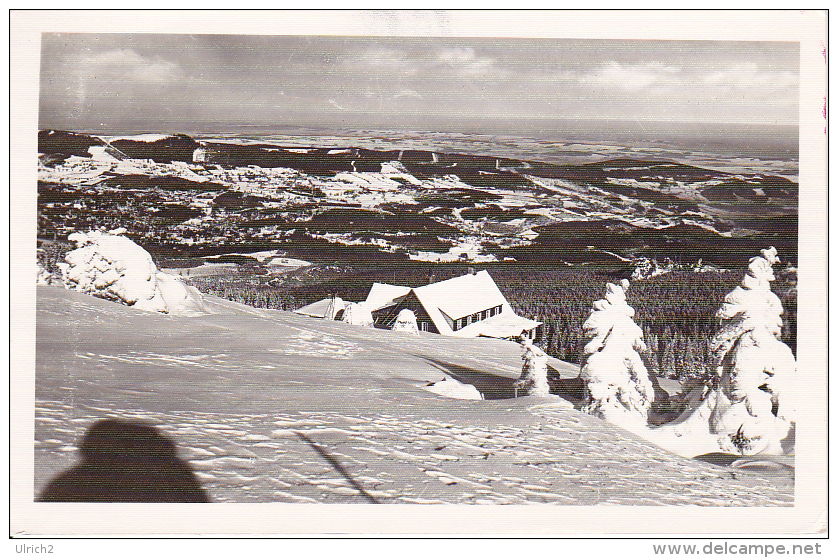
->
(296, 270, 542, 341)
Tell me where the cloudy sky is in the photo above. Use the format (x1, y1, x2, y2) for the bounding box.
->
(39, 34, 799, 133)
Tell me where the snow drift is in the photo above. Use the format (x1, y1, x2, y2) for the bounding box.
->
(424, 377, 483, 400)
(59, 228, 208, 316)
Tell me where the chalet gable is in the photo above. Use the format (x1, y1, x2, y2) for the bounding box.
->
(365, 282, 411, 312)
(412, 270, 508, 322)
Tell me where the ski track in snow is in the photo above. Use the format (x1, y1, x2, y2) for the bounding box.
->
(34, 287, 793, 505)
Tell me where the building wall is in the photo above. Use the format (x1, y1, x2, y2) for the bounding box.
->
(450, 304, 503, 332)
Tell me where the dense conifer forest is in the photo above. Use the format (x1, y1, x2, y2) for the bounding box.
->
(183, 262, 797, 385)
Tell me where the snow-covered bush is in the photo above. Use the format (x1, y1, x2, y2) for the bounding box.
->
(391, 309, 419, 333)
(579, 279, 655, 426)
(59, 228, 207, 316)
(631, 257, 675, 280)
(341, 302, 374, 327)
(707, 247, 795, 455)
(515, 335, 550, 396)
(37, 262, 57, 286)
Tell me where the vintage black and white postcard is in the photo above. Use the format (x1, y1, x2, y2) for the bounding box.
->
(9, 9, 828, 542)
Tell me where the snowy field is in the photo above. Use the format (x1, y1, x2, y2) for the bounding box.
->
(35, 286, 793, 505)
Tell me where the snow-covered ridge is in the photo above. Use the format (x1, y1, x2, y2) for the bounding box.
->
(203, 250, 311, 268)
(39, 130, 796, 268)
(98, 133, 173, 143)
(631, 257, 729, 280)
(409, 238, 499, 263)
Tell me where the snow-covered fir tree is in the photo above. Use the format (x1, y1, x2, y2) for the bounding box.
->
(708, 247, 796, 455)
(515, 335, 550, 396)
(579, 279, 655, 426)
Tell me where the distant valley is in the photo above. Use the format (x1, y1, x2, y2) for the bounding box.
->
(37, 130, 797, 269)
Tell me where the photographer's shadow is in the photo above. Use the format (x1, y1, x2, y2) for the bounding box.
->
(38, 419, 210, 502)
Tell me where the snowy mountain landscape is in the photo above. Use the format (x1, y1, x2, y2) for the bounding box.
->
(34, 131, 798, 506)
(37, 129, 797, 269)
(21, 25, 822, 530)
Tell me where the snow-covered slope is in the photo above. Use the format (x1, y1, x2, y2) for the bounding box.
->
(35, 286, 792, 505)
